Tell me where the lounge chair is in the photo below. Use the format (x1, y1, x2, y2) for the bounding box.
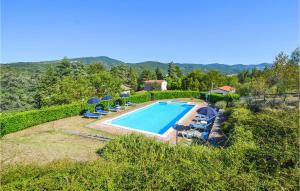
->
(126, 102, 135, 106)
(180, 130, 209, 141)
(189, 122, 212, 130)
(108, 106, 121, 112)
(196, 114, 207, 118)
(83, 111, 101, 118)
(95, 109, 109, 115)
(95, 106, 109, 115)
(95, 106, 103, 110)
(193, 115, 216, 123)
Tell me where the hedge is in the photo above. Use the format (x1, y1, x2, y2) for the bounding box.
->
(0, 93, 151, 136)
(199, 92, 240, 103)
(150, 90, 199, 100)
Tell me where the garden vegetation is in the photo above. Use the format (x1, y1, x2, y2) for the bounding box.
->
(2, 50, 298, 112)
(1, 106, 298, 190)
(0, 91, 239, 136)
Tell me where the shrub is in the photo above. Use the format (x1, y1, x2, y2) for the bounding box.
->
(0, 134, 257, 190)
(221, 107, 252, 135)
(199, 92, 240, 103)
(215, 101, 227, 109)
(222, 107, 299, 190)
(0, 103, 83, 136)
(124, 92, 151, 103)
(150, 90, 199, 100)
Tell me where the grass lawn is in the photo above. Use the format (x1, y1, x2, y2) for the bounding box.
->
(0, 116, 114, 166)
(0, 98, 202, 166)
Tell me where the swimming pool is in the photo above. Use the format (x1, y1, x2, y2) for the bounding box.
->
(105, 101, 196, 137)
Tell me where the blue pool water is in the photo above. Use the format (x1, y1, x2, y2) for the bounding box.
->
(110, 102, 195, 135)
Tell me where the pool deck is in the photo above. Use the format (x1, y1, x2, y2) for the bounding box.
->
(86, 99, 206, 144)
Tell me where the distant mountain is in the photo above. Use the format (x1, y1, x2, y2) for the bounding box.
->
(130, 61, 272, 74)
(70, 56, 124, 65)
(2, 56, 272, 75)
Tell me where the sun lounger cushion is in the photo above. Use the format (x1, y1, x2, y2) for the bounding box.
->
(84, 111, 101, 118)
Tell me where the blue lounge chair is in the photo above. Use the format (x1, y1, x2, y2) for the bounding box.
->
(108, 106, 120, 112)
(95, 109, 109, 115)
(95, 106, 109, 115)
(95, 106, 103, 111)
(189, 122, 212, 130)
(115, 104, 122, 109)
(83, 111, 101, 118)
(126, 102, 135, 106)
(180, 130, 209, 140)
(193, 115, 216, 123)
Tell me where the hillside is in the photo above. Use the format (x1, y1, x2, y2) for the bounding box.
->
(132, 61, 271, 74)
(1, 56, 272, 75)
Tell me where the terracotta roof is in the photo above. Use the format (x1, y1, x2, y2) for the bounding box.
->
(144, 80, 166, 84)
(216, 86, 235, 92)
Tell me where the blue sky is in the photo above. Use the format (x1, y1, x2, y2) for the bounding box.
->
(1, 0, 299, 64)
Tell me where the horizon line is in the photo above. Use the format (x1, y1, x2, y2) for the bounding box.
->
(1, 55, 272, 66)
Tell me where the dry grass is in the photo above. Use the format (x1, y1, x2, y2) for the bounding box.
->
(0, 116, 114, 166)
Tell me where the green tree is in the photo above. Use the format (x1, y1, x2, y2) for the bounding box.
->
(128, 67, 138, 91)
(167, 62, 177, 78)
(51, 76, 94, 105)
(236, 83, 251, 96)
(182, 70, 204, 90)
(225, 75, 239, 87)
(238, 71, 251, 83)
(268, 53, 290, 94)
(203, 70, 225, 89)
(138, 70, 156, 90)
(35, 66, 60, 107)
(89, 72, 121, 97)
(165, 77, 182, 90)
(250, 77, 268, 98)
(155, 67, 164, 80)
(86, 62, 106, 74)
(110, 65, 130, 83)
(0, 71, 37, 111)
(174, 65, 182, 78)
(56, 57, 86, 78)
(290, 47, 300, 64)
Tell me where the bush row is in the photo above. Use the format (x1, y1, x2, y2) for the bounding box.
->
(199, 92, 240, 103)
(150, 90, 199, 100)
(0, 93, 151, 136)
(0, 103, 82, 136)
(150, 90, 240, 103)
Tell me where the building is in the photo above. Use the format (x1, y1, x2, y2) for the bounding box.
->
(211, 86, 235, 94)
(144, 80, 167, 91)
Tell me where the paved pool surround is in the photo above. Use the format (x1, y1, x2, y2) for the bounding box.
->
(86, 100, 206, 144)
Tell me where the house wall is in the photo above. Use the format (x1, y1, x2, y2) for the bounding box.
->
(143, 81, 168, 91)
(161, 81, 167, 90)
(144, 83, 152, 91)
